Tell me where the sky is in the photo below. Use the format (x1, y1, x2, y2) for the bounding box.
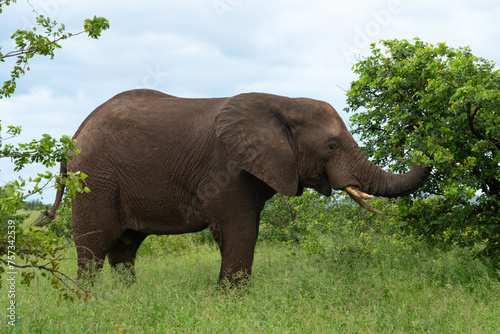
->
(1, 0, 499, 201)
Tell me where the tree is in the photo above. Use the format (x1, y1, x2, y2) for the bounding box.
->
(344, 38, 500, 265)
(0, 0, 108, 310)
(0, 0, 109, 98)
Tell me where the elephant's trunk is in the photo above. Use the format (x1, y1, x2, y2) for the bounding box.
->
(345, 146, 431, 214)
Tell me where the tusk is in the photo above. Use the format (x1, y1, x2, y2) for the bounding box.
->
(345, 186, 374, 200)
(345, 186, 383, 215)
(347, 192, 384, 215)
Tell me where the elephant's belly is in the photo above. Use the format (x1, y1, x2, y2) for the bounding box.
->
(119, 193, 210, 235)
(134, 219, 209, 235)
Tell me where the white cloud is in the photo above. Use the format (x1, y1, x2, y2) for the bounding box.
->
(0, 87, 89, 138)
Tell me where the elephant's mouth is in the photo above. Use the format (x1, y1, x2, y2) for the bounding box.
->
(345, 186, 383, 215)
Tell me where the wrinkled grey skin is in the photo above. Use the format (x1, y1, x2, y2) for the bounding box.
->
(44, 89, 429, 285)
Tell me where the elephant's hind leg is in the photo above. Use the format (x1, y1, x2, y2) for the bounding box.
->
(71, 183, 122, 282)
(73, 230, 113, 282)
(107, 230, 147, 282)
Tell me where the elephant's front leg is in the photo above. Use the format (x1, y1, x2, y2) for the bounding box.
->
(210, 216, 259, 287)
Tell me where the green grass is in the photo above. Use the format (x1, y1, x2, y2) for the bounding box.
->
(2, 236, 500, 333)
(15, 209, 39, 227)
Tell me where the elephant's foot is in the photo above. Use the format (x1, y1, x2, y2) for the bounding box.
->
(106, 231, 145, 285)
(218, 267, 252, 289)
(110, 262, 137, 286)
(76, 257, 105, 284)
(217, 239, 256, 288)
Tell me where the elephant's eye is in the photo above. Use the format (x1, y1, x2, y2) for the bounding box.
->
(328, 143, 337, 151)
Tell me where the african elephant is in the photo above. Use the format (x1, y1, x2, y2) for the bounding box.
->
(43, 89, 429, 285)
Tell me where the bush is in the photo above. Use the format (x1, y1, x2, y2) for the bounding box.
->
(138, 231, 216, 257)
(42, 197, 73, 239)
(259, 190, 424, 265)
(259, 190, 339, 244)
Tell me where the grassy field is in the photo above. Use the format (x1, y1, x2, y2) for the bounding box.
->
(2, 234, 500, 333)
(15, 209, 39, 227)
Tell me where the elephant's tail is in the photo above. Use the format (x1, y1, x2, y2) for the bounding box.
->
(35, 163, 67, 226)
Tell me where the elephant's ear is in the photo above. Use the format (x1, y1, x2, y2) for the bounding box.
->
(215, 93, 299, 196)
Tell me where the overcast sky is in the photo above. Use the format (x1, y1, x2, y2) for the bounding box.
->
(1, 0, 499, 201)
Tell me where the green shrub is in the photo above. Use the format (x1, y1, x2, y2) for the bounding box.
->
(259, 189, 339, 244)
(261, 190, 405, 258)
(45, 197, 73, 239)
(138, 233, 213, 257)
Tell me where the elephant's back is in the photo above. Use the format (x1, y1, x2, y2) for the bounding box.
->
(70, 90, 225, 174)
(76, 89, 224, 134)
(72, 89, 177, 139)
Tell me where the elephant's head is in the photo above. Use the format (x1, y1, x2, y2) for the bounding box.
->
(216, 93, 430, 213)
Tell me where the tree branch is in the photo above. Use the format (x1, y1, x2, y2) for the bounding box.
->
(466, 102, 485, 140)
(465, 102, 499, 151)
(19, 177, 54, 200)
(0, 0, 15, 6)
(0, 31, 85, 61)
(0, 257, 91, 294)
(0, 152, 52, 159)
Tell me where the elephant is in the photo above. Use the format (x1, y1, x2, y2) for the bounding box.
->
(42, 89, 430, 286)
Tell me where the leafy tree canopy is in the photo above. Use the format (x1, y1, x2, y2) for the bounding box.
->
(0, 0, 109, 98)
(345, 38, 499, 264)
